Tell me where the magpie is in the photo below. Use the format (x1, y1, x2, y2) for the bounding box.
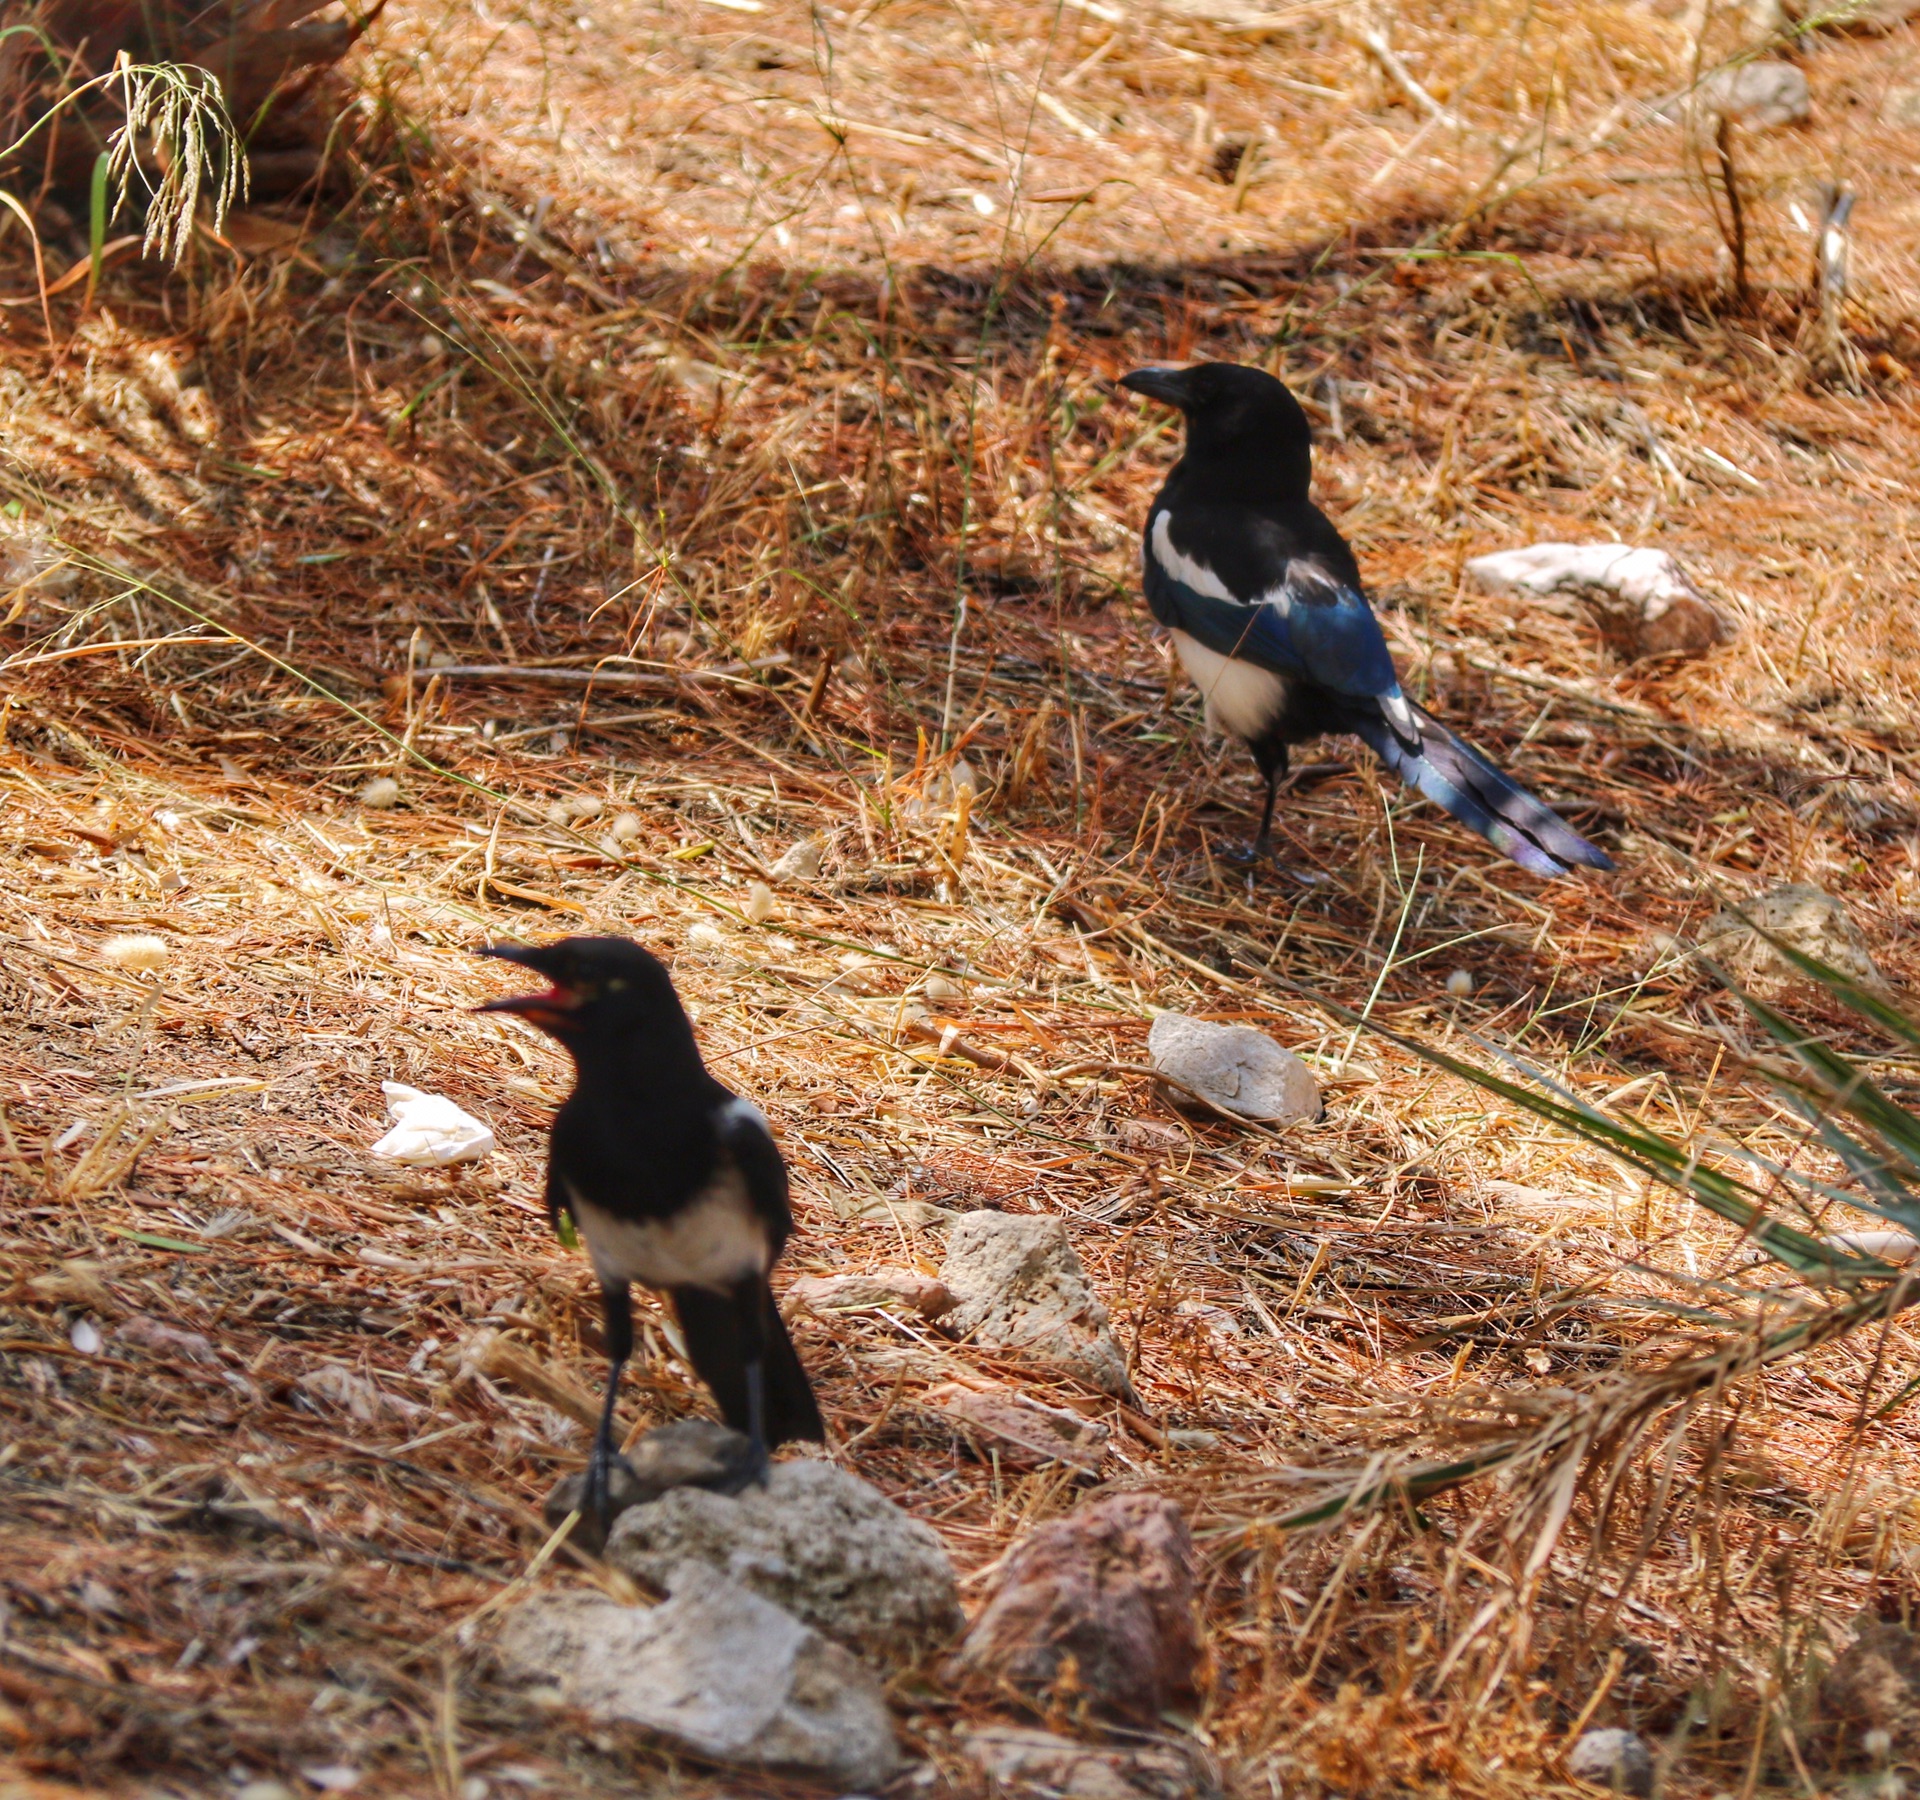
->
(1119, 361, 1613, 879)
(477, 936, 823, 1531)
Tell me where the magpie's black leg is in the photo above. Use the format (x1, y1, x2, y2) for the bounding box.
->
(1227, 739, 1287, 866)
(584, 1279, 632, 1538)
(734, 1277, 771, 1488)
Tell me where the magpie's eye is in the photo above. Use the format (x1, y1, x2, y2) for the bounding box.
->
(606, 977, 628, 992)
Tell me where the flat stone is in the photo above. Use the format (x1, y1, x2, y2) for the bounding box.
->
(923, 1382, 1109, 1473)
(788, 1269, 955, 1319)
(951, 1492, 1199, 1721)
(544, 1421, 760, 1555)
(1700, 61, 1810, 128)
(497, 1569, 898, 1788)
(939, 1212, 1133, 1399)
(1692, 882, 1886, 1000)
(958, 1724, 1214, 1800)
(1147, 1013, 1322, 1124)
(606, 1458, 962, 1665)
(1467, 542, 1728, 661)
(1567, 1727, 1655, 1796)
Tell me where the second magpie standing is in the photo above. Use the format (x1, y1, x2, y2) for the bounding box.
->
(478, 936, 823, 1530)
(1120, 361, 1613, 878)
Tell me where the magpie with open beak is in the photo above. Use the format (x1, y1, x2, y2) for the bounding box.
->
(1120, 361, 1613, 878)
(478, 936, 823, 1530)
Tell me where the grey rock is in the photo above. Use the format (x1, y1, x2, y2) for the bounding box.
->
(1567, 1727, 1654, 1796)
(958, 1723, 1215, 1800)
(495, 1564, 899, 1789)
(1700, 61, 1810, 129)
(1693, 882, 1886, 1000)
(1146, 1013, 1322, 1124)
(544, 1420, 760, 1555)
(939, 1212, 1133, 1399)
(606, 1458, 962, 1664)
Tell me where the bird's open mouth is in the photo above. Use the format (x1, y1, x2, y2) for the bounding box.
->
(475, 943, 581, 1028)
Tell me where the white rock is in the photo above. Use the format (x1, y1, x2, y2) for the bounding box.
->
(1567, 1727, 1654, 1796)
(1693, 883, 1886, 999)
(495, 1566, 900, 1789)
(1146, 1013, 1322, 1125)
(787, 1269, 956, 1319)
(360, 777, 402, 810)
(606, 1460, 963, 1664)
(1701, 61, 1811, 129)
(769, 837, 824, 881)
(1466, 542, 1728, 660)
(1822, 1231, 1920, 1265)
(370, 1081, 496, 1165)
(939, 1211, 1133, 1398)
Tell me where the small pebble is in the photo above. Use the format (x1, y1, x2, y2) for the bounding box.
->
(360, 777, 402, 810)
(610, 812, 643, 842)
(1445, 969, 1474, 998)
(744, 881, 776, 924)
(69, 1318, 101, 1355)
(102, 933, 169, 974)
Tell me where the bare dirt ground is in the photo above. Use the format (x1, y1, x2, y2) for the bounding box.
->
(5, 0, 1920, 1794)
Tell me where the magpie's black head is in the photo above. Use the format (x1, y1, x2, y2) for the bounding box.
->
(477, 935, 690, 1051)
(1120, 361, 1313, 495)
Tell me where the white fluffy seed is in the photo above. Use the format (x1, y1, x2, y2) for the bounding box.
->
(924, 972, 963, 1003)
(687, 921, 727, 951)
(569, 795, 604, 821)
(610, 812, 643, 843)
(770, 837, 823, 881)
(102, 934, 169, 974)
(360, 777, 402, 810)
(949, 757, 978, 797)
(1445, 969, 1474, 998)
(744, 881, 776, 924)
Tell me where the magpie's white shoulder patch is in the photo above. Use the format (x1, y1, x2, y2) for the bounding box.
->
(1379, 690, 1418, 740)
(715, 1095, 771, 1138)
(1150, 511, 1238, 604)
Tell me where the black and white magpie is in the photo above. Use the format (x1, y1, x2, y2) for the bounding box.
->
(477, 936, 823, 1529)
(1120, 361, 1613, 879)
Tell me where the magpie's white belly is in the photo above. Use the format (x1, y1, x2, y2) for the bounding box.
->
(568, 1171, 770, 1292)
(1171, 630, 1290, 741)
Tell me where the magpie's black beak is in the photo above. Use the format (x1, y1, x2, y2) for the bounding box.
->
(475, 942, 579, 1027)
(1119, 366, 1191, 407)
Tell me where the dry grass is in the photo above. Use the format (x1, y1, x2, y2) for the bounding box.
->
(5, 0, 1920, 1794)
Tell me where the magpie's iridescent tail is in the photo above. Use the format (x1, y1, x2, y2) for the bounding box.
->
(1349, 699, 1613, 879)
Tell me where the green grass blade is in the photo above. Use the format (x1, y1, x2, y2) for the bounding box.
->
(86, 152, 109, 309)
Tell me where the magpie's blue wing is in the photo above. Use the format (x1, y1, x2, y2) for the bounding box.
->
(1143, 509, 1401, 706)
